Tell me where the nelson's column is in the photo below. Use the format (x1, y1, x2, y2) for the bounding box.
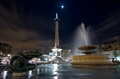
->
(52, 13, 62, 57)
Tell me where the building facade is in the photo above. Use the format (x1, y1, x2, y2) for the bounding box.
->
(0, 43, 12, 58)
(97, 42, 120, 61)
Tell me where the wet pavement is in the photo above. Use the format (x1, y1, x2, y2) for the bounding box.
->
(0, 64, 120, 79)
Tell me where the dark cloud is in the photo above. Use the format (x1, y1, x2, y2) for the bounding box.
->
(95, 9, 120, 43)
(0, 23, 54, 53)
(0, 1, 55, 54)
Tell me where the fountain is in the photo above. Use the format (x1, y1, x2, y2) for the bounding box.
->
(71, 23, 117, 68)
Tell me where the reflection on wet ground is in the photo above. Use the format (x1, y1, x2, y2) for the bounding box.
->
(0, 64, 120, 79)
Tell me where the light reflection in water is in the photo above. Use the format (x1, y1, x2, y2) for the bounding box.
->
(29, 70, 32, 75)
(52, 64, 58, 75)
(41, 68, 44, 73)
(28, 70, 32, 79)
(3, 71, 8, 79)
(54, 76, 58, 79)
(45, 67, 47, 73)
(37, 69, 40, 74)
(0, 64, 119, 79)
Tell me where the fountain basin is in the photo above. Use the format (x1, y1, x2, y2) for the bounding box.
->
(71, 55, 117, 68)
(78, 45, 98, 50)
(78, 45, 98, 55)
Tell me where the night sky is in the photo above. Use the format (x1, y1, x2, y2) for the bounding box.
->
(0, 0, 120, 54)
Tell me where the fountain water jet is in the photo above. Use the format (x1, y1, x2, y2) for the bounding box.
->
(71, 23, 98, 55)
(80, 23, 89, 45)
(71, 23, 117, 68)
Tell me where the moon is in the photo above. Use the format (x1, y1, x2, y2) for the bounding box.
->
(61, 5, 64, 9)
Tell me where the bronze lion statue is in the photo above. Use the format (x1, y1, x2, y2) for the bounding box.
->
(9, 50, 42, 72)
